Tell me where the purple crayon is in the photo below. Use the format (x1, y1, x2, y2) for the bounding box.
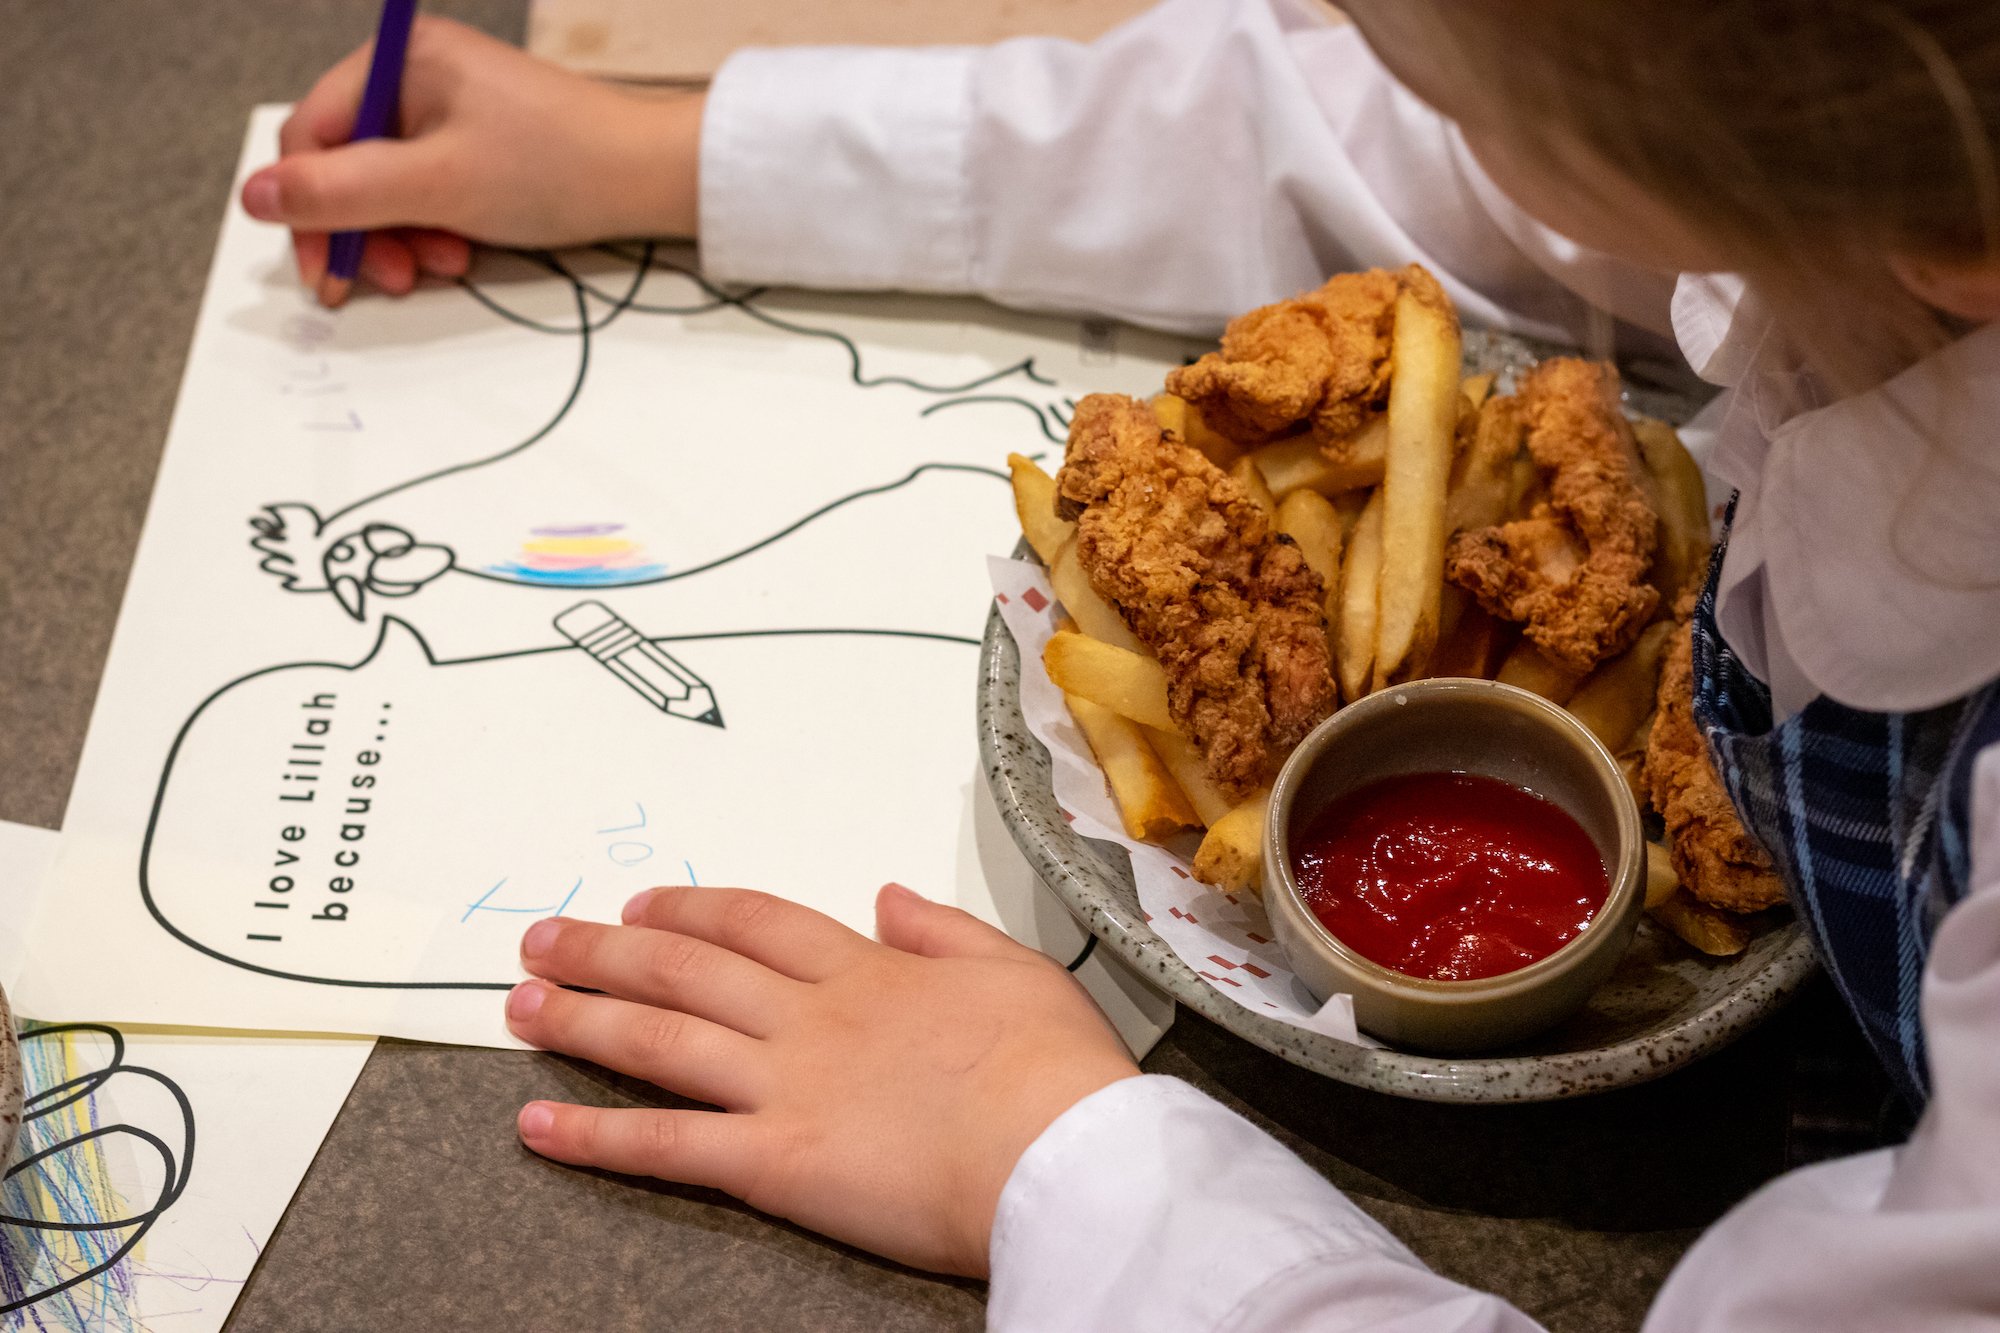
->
(319, 0, 419, 308)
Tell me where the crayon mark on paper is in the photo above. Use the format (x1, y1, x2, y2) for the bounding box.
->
(1, 1025, 197, 1329)
(486, 524, 668, 586)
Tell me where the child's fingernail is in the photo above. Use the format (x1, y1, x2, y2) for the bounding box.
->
(881, 881, 923, 901)
(242, 171, 281, 220)
(507, 980, 547, 1022)
(519, 1102, 555, 1140)
(621, 890, 653, 924)
(521, 918, 561, 960)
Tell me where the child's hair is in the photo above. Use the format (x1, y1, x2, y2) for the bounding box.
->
(1348, 0, 2000, 394)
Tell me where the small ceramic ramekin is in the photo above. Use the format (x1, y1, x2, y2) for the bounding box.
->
(1263, 677, 1645, 1053)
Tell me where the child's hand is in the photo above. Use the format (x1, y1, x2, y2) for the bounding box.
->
(506, 883, 1140, 1278)
(240, 17, 702, 299)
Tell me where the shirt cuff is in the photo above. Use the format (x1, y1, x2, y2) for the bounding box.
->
(988, 1074, 1424, 1332)
(699, 44, 977, 292)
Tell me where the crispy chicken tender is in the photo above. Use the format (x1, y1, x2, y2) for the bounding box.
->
(1646, 596, 1788, 914)
(1444, 359, 1660, 673)
(1056, 394, 1338, 798)
(1165, 267, 1437, 450)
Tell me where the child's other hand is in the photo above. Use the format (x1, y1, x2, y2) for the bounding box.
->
(506, 883, 1140, 1278)
(240, 17, 701, 299)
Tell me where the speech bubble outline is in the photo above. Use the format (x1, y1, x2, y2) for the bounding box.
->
(138, 615, 987, 991)
(141, 617, 517, 991)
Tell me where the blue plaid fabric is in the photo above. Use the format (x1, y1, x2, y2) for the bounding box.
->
(1690, 536, 2000, 1109)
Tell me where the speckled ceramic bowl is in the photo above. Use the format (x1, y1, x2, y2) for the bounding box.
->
(0, 984, 20, 1163)
(976, 330, 1816, 1103)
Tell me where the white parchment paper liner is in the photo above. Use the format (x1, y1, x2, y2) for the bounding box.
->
(989, 556, 1372, 1046)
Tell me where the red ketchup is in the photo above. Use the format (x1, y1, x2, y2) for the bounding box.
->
(1291, 772, 1608, 982)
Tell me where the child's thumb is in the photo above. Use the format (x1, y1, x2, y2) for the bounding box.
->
(874, 883, 1030, 961)
(241, 140, 448, 233)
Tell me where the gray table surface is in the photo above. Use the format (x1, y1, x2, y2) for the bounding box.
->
(2, 5, 1893, 1330)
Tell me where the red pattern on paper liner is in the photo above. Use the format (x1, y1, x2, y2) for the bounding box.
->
(989, 555, 1367, 1039)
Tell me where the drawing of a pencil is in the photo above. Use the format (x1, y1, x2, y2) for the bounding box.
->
(554, 601, 723, 727)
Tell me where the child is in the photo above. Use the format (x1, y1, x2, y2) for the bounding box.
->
(243, 2, 2000, 1326)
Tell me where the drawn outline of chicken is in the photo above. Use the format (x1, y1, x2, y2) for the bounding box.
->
(251, 503, 723, 728)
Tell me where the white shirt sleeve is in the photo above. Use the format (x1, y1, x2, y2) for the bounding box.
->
(985, 740, 2000, 1333)
(986, 1075, 1543, 1332)
(698, 0, 1676, 342)
(1640, 738, 2000, 1332)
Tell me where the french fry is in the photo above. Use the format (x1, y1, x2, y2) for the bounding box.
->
(1434, 582, 1465, 657)
(1049, 539, 1145, 653)
(1495, 640, 1585, 704)
(1430, 600, 1513, 679)
(1621, 709, 1656, 758)
(1372, 286, 1462, 689)
(1507, 452, 1543, 517)
(1254, 434, 1336, 499)
(1230, 454, 1278, 513)
(1192, 790, 1271, 892)
(1321, 416, 1389, 489)
(1644, 842, 1679, 910)
(1007, 454, 1075, 565)
(1617, 751, 1649, 809)
(1144, 725, 1235, 827)
(1337, 490, 1385, 701)
(1151, 392, 1242, 467)
(1632, 418, 1712, 601)
(1251, 417, 1388, 498)
(1651, 888, 1751, 956)
(1274, 489, 1344, 596)
(1615, 711, 1655, 807)
(1445, 395, 1526, 536)
(1066, 694, 1199, 839)
(1564, 622, 1674, 750)
(1333, 489, 1369, 538)
(1043, 631, 1175, 731)
(1452, 371, 1495, 450)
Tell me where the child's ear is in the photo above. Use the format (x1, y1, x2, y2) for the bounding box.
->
(1887, 251, 2000, 322)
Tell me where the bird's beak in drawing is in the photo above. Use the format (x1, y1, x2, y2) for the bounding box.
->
(330, 575, 367, 620)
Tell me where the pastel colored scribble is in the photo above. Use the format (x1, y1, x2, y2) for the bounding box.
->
(1, 1029, 142, 1332)
(484, 523, 668, 585)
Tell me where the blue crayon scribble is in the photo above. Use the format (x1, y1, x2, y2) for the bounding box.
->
(461, 805, 694, 927)
(461, 877, 582, 924)
(1, 1025, 194, 1330)
(480, 562, 670, 586)
(595, 803, 647, 836)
